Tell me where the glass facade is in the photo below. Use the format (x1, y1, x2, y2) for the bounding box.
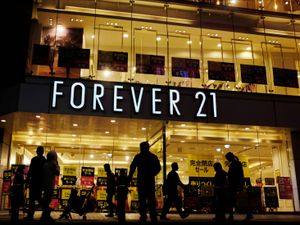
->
(26, 0, 300, 96)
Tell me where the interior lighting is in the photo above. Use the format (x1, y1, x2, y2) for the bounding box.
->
(245, 127, 250, 130)
(224, 144, 230, 149)
(105, 131, 110, 134)
(72, 134, 77, 137)
(39, 127, 44, 130)
(123, 33, 129, 38)
(187, 40, 192, 45)
(156, 36, 161, 41)
(216, 1, 220, 5)
(141, 127, 146, 131)
(35, 115, 41, 119)
(246, 46, 251, 51)
(230, 0, 237, 4)
(180, 124, 186, 127)
(1, 119, 6, 123)
(91, 35, 95, 39)
(274, 4, 278, 10)
(217, 43, 222, 48)
(110, 120, 116, 123)
(90, 154, 94, 158)
(285, 1, 289, 5)
(104, 69, 111, 77)
(216, 148, 221, 152)
(107, 153, 112, 157)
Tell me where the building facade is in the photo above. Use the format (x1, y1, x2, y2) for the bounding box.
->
(0, 0, 300, 213)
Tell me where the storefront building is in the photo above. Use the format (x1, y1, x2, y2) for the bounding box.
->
(0, 0, 300, 213)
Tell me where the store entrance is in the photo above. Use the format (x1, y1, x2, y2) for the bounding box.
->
(1, 112, 297, 213)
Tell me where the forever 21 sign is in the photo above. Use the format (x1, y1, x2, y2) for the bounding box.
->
(50, 80, 218, 120)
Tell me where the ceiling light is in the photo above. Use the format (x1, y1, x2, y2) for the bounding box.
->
(180, 124, 186, 127)
(91, 35, 95, 39)
(90, 154, 94, 158)
(39, 127, 44, 130)
(246, 47, 251, 51)
(110, 120, 116, 123)
(1, 119, 6, 123)
(35, 115, 41, 119)
(105, 131, 110, 134)
(123, 33, 129, 38)
(104, 69, 111, 77)
(224, 144, 230, 149)
(216, 148, 221, 152)
(72, 134, 77, 137)
(180, 140, 185, 143)
(217, 43, 222, 48)
(156, 36, 161, 41)
(73, 123, 78, 127)
(141, 127, 146, 131)
(245, 127, 250, 130)
(187, 40, 192, 45)
(107, 153, 112, 157)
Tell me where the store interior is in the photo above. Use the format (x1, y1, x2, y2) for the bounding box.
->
(0, 112, 296, 211)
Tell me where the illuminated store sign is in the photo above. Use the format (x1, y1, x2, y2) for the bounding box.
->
(51, 80, 218, 119)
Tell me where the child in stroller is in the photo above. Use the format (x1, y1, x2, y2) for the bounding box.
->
(59, 184, 96, 220)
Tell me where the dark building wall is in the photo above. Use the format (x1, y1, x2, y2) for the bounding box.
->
(1, 0, 33, 89)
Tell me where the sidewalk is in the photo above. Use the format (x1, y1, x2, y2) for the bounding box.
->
(0, 211, 300, 224)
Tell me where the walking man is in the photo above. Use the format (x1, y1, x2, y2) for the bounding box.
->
(25, 146, 46, 220)
(160, 162, 189, 220)
(128, 141, 161, 224)
(104, 163, 116, 217)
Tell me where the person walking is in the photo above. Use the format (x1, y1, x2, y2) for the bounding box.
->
(213, 162, 228, 222)
(225, 152, 253, 221)
(25, 146, 46, 220)
(40, 150, 60, 222)
(128, 141, 161, 224)
(104, 163, 116, 217)
(116, 169, 129, 223)
(160, 162, 189, 220)
(10, 166, 25, 222)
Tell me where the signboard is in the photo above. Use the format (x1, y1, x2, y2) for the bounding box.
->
(58, 47, 90, 69)
(115, 168, 128, 177)
(188, 157, 214, 177)
(241, 64, 267, 84)
(63, 166, 77, 176)
(32, 44, 50, 65)
(273, 68, 299, 88)
(62, 176, 77, 185)
(60, 188, 72, 200)
(265, 178, 275, 185)
(98, 168, 106, 178)
(136, 54, 165, 75)
(277, 177, 293, 199)
(208, 61, 235, 81)
(81, 167, 95, 177)
(171, 57, 200, 78)
(264, 186, 279, 208)
(96, 177, 107, 186)
(97, 50, 128, 72)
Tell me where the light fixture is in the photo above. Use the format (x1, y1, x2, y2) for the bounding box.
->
(90, 154, 94, 159)
(123, 33, 129, 38)
(110, 119, 116, 123)
(216, 148, 222, 152)
(105, 131, 110, 134)
(224, 144, 230, 149)
(141, 127, 146, 131)
(73, 123, 78, 127)
(217, 43, 222, 48)
(1, 119, 6, 123)
(35, 115, 41, 119)
(72, 134, 77, 137)
(91, 35, 95, 39)
(156, 36, 161, 41)
(104, 69, 111, 77)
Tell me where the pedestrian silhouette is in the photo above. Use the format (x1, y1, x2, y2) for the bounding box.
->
(160, 162, 189, 220)
(225, 152, 253, 221)
(116, 169, 129, 223)
(213, 162, 228, 222)
(104, 163, 116, 217)
(128, 141, 161, 224)
(25, 146, 46, 220)
(10, 166, 25, 222)
(40, 151, 60, 222)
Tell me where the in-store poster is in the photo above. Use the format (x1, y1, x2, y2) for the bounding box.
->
(273, 68, 299, 88)
(188, 157, 215, 177)
(58, 47, 90, 69)
(172, 57, 200, 78)
(277, 177, 293, 199)
(208, 61, 235, 82)
(98, 50, 128, 72)
(240, 64, 267, 84)
(136, 54, 165, 75)
(37, 27, 84, 78)
(81, 167, 95, 186)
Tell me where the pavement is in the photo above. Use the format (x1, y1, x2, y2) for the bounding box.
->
(1, 210, 300, 225)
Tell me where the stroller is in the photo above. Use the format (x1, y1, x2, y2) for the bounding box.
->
(59, 184, 97, 220)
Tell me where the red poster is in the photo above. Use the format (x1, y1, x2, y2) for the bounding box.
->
(2, 181, 11, 193)
(277, 177, 293, 199)
(81, 176, 95, 186)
